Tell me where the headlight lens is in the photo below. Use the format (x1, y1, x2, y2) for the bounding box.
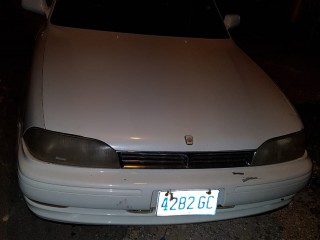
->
(23, 127, 120, 168)
(252, 131, 305, 166)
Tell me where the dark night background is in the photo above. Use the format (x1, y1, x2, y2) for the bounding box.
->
(0, 0, 319, 239)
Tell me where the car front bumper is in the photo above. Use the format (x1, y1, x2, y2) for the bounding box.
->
(18, 141, 312, 225)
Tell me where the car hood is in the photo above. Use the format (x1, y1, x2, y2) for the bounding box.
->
(41, 25, 302, 151)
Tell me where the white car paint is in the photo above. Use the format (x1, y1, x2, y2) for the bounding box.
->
(28, 25, 301, 152)
(18, 0, 312, 225)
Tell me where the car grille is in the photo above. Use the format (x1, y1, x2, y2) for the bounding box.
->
(118, 151, 255, 169)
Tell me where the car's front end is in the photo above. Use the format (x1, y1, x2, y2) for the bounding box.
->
(19, 132, 311, 224)
(18, 0, 312, 225)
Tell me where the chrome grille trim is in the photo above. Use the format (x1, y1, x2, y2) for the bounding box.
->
(118, 151, 255, 169)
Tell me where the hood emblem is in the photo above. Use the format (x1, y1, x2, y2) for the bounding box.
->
(185, 135, 193, 145)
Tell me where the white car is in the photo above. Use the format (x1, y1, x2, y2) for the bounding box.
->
(19, 0, 312, 225)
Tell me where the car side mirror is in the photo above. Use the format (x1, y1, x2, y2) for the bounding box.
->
(22, 0, 50, 17)
(224, 14, 240, 30)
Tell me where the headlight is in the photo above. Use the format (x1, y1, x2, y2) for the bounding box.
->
(23, 127, 120, 168)
(252, 131, 305, 166)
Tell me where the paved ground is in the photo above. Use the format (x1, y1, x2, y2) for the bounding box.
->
(1, 1, 319, 239)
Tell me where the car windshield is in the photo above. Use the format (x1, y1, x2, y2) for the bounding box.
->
(50, 0, 229, 39)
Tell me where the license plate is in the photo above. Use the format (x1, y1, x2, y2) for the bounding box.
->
(156, 190, 219, 216)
